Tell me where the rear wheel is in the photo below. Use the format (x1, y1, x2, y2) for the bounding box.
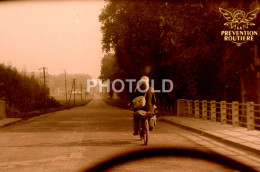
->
(143, 119, 149, 145)
(139, 120, 143, 141)
(139, 130, 143, 141)
(149, 115, 156, 131)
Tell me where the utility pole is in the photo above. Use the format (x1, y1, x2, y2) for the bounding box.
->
(81, 83, 83, 103)
(64, 70, 67, 104)
(39, 67, 47, 87)
(84, 86, 87, 101)
(43, 67, 46, 87)
(73, 79, 76, 106)
(68, 78, 75, 108)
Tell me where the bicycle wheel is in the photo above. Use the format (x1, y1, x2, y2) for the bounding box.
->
(143, 119, 149, 145)
(139, 130, 143, 141)
(139, 120, 143, 141)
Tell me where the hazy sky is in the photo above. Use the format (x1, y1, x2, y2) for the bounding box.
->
(0, 0, 105, 79)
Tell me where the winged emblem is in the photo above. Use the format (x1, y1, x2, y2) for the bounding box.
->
(219, 7, 259, 29)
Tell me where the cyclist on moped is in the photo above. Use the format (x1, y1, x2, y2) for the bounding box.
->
(131, 76, 156, 135)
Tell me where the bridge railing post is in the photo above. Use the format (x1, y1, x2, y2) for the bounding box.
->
(211, 100, 216, 122)
(177, 99, 187, 116)
(220, 101, 227, 124)
(0, 100, 6, 119)
(247, 102, 255, 130)
(202, 100, 207, 120)
(184, 100, 188, 116)
(232, 101, 239, 127)
(177, 100, 180, 116)
(194, 100, 199, 118)
(187, 100, 193, 117)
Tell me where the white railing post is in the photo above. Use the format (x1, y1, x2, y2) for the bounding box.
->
(177, 99, 187, 116)
(247, 102, 255, 130)
(183, 100, 188, 116)
(187, 100, 192, 116)
(0, 100, 6, 119)
(177, 99, 181, 116)
(220, 101, 227, 124)
(195, 100, 199, 118)
(202, 100, 207, 120)
(211, 100, 216, 122)
(232, 101, 239, 127)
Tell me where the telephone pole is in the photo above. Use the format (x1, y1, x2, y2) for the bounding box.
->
(39, 67, 47, 87)
(81, 83, 83, 102)
(68, 78, 76, 108)
(73, 79, 76, 106)
(43, 67, 46, 87)
(64, 70, 67, 104)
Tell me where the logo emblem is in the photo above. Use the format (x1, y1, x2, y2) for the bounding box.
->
(219, 7, 259, 46)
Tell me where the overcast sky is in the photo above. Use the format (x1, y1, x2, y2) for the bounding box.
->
(0, 0, 105, 79)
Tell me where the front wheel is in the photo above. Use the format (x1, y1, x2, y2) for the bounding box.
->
(143, 119, 149, 145)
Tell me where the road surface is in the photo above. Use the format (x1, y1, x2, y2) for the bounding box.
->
(0, 97, 259, 171)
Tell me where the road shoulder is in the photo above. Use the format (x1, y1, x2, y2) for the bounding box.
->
(0, 118, 22, 128)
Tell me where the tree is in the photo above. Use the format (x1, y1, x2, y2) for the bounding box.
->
(215, 0, 260, 103)
(0, 64, 60, 115)
(99, 0, 260, 104)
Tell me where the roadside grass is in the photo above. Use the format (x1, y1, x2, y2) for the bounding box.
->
(10, 96, 92, 120)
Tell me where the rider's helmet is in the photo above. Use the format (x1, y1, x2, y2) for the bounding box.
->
(138, 76, 149, 91)
(141, 76, 149, 83)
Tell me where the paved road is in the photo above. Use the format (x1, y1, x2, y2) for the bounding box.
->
(0, 98, 259, 171)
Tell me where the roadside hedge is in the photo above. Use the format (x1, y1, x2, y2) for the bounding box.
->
(0, 64, 60, 116)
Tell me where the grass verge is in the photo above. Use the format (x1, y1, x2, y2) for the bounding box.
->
(10, 99, 92, 120)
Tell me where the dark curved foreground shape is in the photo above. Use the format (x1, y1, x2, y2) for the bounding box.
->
(83, 147, 258, 172)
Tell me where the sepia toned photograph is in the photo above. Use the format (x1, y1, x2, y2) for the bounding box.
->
(0, 0, 260, 171)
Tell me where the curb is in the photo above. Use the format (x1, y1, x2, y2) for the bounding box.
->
(159, 118, 260, 156)
(0, 100, 93, 128)
(0, 118, 22, 128)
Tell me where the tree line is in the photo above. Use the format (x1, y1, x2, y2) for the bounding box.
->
(99, 0, 260, 107)
(48, 73, 91, 97)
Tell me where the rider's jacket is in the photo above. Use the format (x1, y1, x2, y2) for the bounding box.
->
(131, 84, 156, 114)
